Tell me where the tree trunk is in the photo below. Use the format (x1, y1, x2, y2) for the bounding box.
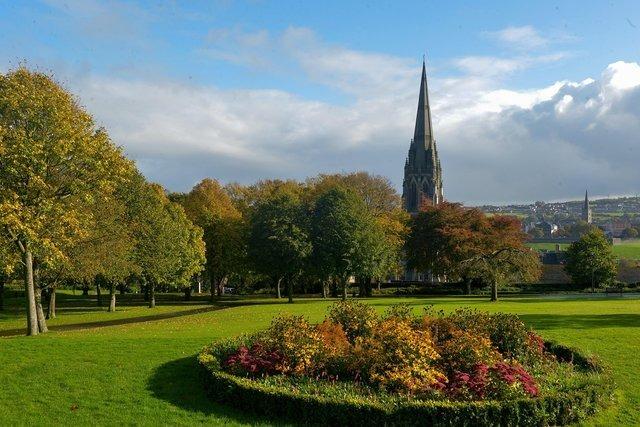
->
(82, 284, 89, 296)
(33, 263, 48, 333)
(376, 279, 381, 292)
(119, 284, 126, 295)
(197, 275, 202, 294)
(463, 277, 471, 296)
(330, 278, 338, 298)
(149, 283, 156, 308)
(23, 250, 39, 336)
(358, 278, 365, 298)
(184, 286, 192, 301)
(490, 282, 498, 302)
(46, 286, 56, 319)
(287, 277, 293, 304)
(321, 280, 328, 298)
(342, 278, 348, 301)
(108, 285, 116, 312)
(276, 277, 282, 299)
(210, 279, 216, 303)
(96, 281, 102, 307)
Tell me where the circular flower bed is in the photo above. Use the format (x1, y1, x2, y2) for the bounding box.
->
(198, 302, 613, 426)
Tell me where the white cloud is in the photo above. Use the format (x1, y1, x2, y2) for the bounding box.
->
(41, 25, 640, 204)
(485, 25, 549, 50)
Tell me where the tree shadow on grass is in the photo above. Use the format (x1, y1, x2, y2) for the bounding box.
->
(519, 314, 640, 331)
(147, 356, 277, 425)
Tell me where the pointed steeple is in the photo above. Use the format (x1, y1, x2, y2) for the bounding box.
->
(402, 59, 444, 213)
(413, 60, 434, 148)
(582, 190, 592, 224)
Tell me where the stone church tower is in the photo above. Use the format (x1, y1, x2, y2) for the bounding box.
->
(402, 61, 443, 214)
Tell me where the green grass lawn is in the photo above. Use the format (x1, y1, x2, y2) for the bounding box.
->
(613, 240, 640, 260)
(526, 242, 571, 251)
(1, 293, 639, 425)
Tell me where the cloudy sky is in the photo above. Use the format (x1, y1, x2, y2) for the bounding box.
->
(2, 0, 640, 204)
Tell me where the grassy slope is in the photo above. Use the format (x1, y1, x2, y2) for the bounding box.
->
(527, 240, 640, 260)
(0, 295, 639, 426)
(613, 240, 640, 260)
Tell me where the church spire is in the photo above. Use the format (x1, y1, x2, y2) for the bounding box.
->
(413, 60, 434, 148)
(402, 59, 444, 214)
(582, 190, 592, 224)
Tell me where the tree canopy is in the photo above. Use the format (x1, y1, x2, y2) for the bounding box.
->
(565, 230, 617, 291)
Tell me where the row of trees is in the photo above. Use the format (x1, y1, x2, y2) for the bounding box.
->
(173, 173, 409, 303)
(0, 69, 205, 335)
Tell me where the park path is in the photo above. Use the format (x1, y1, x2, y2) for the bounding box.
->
(0, 304, 232, 338)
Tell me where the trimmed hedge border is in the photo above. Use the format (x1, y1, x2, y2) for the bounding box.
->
(199, 341, 614, 426)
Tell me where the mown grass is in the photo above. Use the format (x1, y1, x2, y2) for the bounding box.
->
(0, 293, 639, 425)
(526, 242, 570, 251)
(613, 239, 640, 260)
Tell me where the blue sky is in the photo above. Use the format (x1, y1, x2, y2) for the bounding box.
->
(2, 0, 640, 204)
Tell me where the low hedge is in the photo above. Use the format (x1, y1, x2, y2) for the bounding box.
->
(199, 341, 614, 426)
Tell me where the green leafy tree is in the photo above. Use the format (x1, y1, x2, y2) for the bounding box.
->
(0, 68, 131, 335)
(248, 193, 312, 302)
(129, 180, 205, 308)
(565, 230, 617, 291)
(621, 227, 639, 239)
(311, 187, 384, 300)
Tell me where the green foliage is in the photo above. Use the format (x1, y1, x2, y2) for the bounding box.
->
(565, 230, 618, 289)
(248, 192, 312, 293)
(129, 179, 205, 291)
(311, 187, 387, 295)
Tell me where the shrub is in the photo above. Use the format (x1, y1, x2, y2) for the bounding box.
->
(199, 341, 613, 426)
(260, 315, 323, 375)
(447, 362, 538, 401)
(437, 329, 499, 375)
(352, 317, 444, 394)
(224, 343, 286, 377)
(383, 303, 414, 321)
(327, 300, 378, 343)
(198, 303, 614, 425)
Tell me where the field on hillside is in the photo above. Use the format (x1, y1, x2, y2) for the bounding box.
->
(613, 240, 640, 260)
(1, 292, 639, 426)
(526, 242, 570, 251)
(527, 240, 640, 260)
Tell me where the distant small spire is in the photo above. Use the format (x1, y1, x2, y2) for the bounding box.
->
(582, 189, 592, 224)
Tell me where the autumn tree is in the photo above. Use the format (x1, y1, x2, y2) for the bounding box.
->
(181, 179, 244, 300)
(406, 203, 540, 301)
(0, 239, 18, 311)
(305, 172, 400, 213)
(565, 229, 617, 292)
(0, 68, 131, 335)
